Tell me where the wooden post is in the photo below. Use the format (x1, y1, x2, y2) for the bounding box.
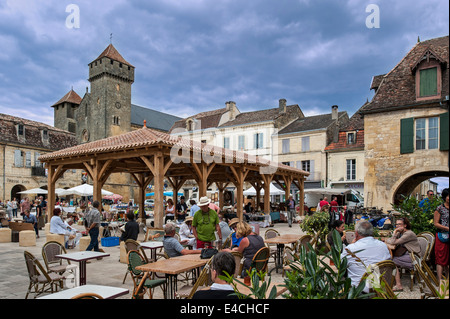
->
(216, 182, 229, 211)
(230, 166, 249, 221)
(141, 154, 172, 228)
(47, 164, 55, 219)
(261, 174, 273, 215)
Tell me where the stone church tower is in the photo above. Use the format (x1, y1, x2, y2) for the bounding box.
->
(52, 44, 134, 143)
(51, 44, 137, 199)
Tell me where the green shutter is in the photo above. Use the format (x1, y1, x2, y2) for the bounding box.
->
(419, 67, 437, 97)
(440, 112, 449, 151)
(400, 117, 414, 154)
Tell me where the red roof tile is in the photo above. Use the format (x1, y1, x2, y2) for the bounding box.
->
(93, 44, 134, 67)
(51, 89, 82, 107)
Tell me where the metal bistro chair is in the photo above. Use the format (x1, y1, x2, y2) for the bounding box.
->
(127, 250, 167, 299)
(175, 256, 214, 299)
(42, 241, 72, 276)
(24, 251, 65, 299)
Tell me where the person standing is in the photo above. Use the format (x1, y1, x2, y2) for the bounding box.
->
(85, 200, 101, 252)
(285, 195, 296, 227)
(189, 199, 200, 217)
(11, 198, 18, 218)
(120, 211, 140, 242)
(434, 188, 449, 284)
(164, 198, 175, 224)
(330, 196, 340, 220)
(192, 196, 222, 248)
(176, 196, 188, 223)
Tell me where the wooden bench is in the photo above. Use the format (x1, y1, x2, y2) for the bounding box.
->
(9, 221, 35, 232)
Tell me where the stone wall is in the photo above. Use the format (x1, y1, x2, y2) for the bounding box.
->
(364, 107, 448, 210)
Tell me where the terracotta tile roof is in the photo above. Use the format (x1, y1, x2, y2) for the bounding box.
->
(38, 126, 308, 177)
(0, 113, 78, 150)
(362, 35, 449, 114)
(324, 130, 364, 152)
(93, 44, 134, 67)
(51, 89, 82, 107)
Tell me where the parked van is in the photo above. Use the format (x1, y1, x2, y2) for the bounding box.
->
(303, 188, 364, 210)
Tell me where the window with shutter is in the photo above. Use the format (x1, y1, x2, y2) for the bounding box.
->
(419, 67, 438, 97)
(282, 139, 290, 153)
(238, 135, 245, 150)
(14, 150, 23, 167)
(400, 118, 414, 154)
(25, 152, 31, 167)
(440, 112, 449, 151)
(301, 136, 310, 152)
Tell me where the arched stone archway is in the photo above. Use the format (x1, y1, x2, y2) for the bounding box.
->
(391, 166, 449, 205)
(11, 184, 26, 201)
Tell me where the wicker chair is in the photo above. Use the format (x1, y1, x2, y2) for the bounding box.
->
(264, 228, 280, 264)
(24, 251, 65, 299)
(42, 241, 72, 275)
(175, 256, 214, 299)
(395, 236, 429, 291)
(221, 233, 233, 250)
(282, 246, 299, 277)
(127, 250, 167, 299)
(410, 252, 440, 299)
(418, 232, 435, 263)
(247, 247, 270, 279)
(297, 234, 313, 252)
(360, 260, 397, 299)
(71, 292, 104, 299)
(231, 251, 244, 278)
(122, 239, 149, 284)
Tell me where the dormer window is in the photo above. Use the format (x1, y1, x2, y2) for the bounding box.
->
(186, 119, 194, 131)
(347, 132, 355, 145)
(412, 48, 444, 101)
(17, 124, 25, 136)
(42, 129, 49, 142)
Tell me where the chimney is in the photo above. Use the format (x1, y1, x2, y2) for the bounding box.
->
(332, 105, 338, 120)
(279, 99, 287, 113)
(226, 101, 236, 121)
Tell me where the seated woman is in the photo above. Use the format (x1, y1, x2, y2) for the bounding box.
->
(179, 216, 196, 248)
(223, 221, 265, 277)
(384, 217, 420, 291)
(327, 220, 349, 248)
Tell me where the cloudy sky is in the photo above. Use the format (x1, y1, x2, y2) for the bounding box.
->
(0, 0, 448, 189)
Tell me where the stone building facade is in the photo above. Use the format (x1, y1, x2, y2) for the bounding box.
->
(0, 113, 79, 201)
(360, 36, 449, 210)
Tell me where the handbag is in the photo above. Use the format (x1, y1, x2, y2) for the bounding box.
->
(200, 248, 218, 259)
(393, 245, 408, 257)
(438, 231, 449, 243)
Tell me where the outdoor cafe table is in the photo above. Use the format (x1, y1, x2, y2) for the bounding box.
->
(135, 258, 206, 299)
(55, 251, 110, 286)
(38, 284, 129, 299)
(139, 241, 164, 262)
(264, 234, 302, 275)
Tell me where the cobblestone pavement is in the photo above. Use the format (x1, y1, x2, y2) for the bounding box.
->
(0, 219, 421, 299)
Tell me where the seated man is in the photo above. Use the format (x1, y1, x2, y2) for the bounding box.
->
(341, 220, 391, 293)
(163, 223, 201, 258)
(192, 251, 239, 299)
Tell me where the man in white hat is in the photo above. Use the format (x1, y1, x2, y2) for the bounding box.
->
(192, 196, 222, 248)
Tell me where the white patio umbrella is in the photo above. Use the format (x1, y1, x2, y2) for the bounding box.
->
(243, 183, 285, 196)
(59, 184, 113, 196)
(17, 187, 48, 194)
